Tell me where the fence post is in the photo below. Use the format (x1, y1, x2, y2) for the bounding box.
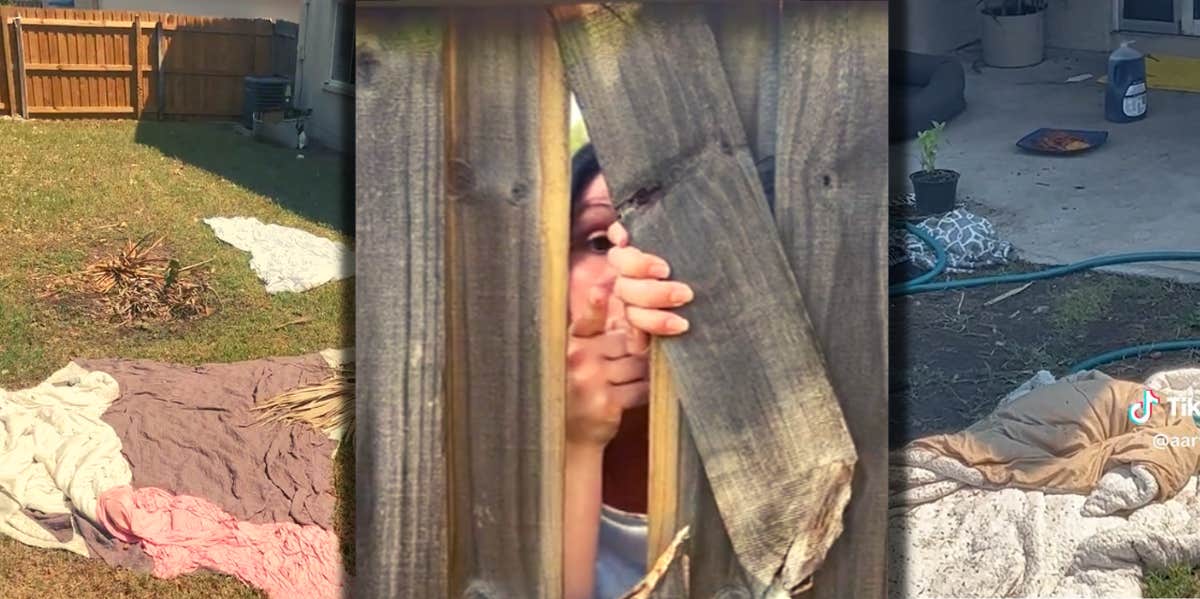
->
(13, 16, 25, 119)
(355, 9, 450, 597)
(1, 9, 15, 117)
(155, 19, 163, 119)
(443, 8, 567, 597)
(776, 4, 890, 599)
(131, 15, 141, 118)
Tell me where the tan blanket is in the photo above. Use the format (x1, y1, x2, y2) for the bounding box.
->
(906, 373, 1200, 501)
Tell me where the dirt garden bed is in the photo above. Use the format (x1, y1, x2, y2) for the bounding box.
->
(890, 261, 1200, 448)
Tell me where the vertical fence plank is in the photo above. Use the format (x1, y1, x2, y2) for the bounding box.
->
(643, 9, 783, 596)
(645, 347, 697, 598)
(155, 19, 163, 118)
(131, 15, 140, 117)
(776, 3, 890, 599)
(2, 8, 15, 116)
(354, 8, 448, 598)
(13, 16, 26, 118)
(553, 4, 856, 595)
(444, 8, 567, 598)
(708, 2, 779, 166)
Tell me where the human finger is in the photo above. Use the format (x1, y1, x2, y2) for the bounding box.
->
(604, 354, 650, 386)
(607, 220, 630, 248)
(608, 245, 670, 280)
(610, 379, 650, 410)
(568, 285, 609, 338)
(626, 327, 650, 356)
(626, 305, 689, 336)
(614, 276, 694, 310)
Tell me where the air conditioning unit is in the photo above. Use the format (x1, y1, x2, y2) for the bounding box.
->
(242, 76, 293, 128)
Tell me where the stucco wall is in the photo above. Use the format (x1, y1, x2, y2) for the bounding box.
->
(294, 0, 352, 152)
(1045, 0, 1114, 52)
(97, 0, 300, 22)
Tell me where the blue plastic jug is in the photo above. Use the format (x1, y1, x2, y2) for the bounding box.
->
(1105, 41, 1147, 122)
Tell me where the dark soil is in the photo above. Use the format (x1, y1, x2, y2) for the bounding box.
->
(909, 169, 959, 184)
(890, 261, 1200, 449)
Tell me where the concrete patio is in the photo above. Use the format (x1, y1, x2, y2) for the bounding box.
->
(890, 45, 1200, 282)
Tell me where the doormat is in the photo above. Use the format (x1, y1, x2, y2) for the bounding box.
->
(1097, 53, 1200, 94)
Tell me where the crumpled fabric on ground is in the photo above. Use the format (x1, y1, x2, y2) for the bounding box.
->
(890, 200, 1015, 272)
(74, 355, 338, 530)
(97, 485, 344, 599)
(889, 368, 1200, 598)
(25, 506, 155, 570)
(894, 370, 1200, 506)
(204, 216, 353, 293)
(0, 363, 131, 556)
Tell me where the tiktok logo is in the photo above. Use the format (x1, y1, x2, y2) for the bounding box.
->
(1128, 389, 1161, 425)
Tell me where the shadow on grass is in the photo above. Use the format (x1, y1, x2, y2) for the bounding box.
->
(134, 121, 353, 236)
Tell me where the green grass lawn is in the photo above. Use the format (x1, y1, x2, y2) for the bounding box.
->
(0, 118, 353, 597)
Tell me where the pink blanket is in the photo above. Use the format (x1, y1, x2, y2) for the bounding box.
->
(97, 486, 345, 599)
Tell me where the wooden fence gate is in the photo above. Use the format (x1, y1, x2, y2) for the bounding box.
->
(0, 6, 298, 119)
(357, 2, 888, 598)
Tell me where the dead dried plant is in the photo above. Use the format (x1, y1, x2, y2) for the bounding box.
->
(82, 234, 216, 325)
(253, 365, 355, 441)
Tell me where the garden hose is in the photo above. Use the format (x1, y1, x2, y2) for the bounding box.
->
(891, 222, 1200, 373)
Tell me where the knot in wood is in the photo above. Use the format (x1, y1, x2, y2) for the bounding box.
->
(615, 184, 662, 221)
(508, 181, 529, 205)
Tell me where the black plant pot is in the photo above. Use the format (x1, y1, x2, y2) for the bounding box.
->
(909, 169, 960, 217)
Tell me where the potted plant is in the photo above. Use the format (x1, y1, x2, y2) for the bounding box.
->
(909, 121, 958, 216)
(978, 0, 1048, 68)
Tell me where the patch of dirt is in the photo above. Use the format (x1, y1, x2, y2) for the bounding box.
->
(890, 262, 1200, 449)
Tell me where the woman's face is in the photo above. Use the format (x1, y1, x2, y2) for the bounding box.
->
(568, 174, 627, 331)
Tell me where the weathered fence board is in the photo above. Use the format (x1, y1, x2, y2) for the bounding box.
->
(776, 3, 890, 599)
(708, 2, 779, 166)
(0, 6, 296, 118)
(0, 8, 13, 113)
(354, 8, 448, 599)
(444, 9, 568, 597)
(645, 347, 697, 598)
(553, 3, 857, 595)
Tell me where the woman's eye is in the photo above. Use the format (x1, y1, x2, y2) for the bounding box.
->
(586, 233, 613, 254)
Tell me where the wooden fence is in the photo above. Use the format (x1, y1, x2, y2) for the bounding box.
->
(0, 6, 298, 119)
(357, 2, 887, 598)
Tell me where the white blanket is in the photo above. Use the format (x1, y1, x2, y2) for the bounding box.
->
(0, 363, 131, 556)
(890, 368, 1200, 598)
(205, 216, 354, 294)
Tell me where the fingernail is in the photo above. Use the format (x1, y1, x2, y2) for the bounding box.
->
(670, 286, 694, 305)
(650, 262, 670, 278)
(668, 316, 689, 333)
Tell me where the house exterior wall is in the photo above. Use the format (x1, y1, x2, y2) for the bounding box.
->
(293, 0, 352, 152)
(893, 0, 1115, 55)
(1045, 0, 1114, 52)
(96, 0, 300, 21)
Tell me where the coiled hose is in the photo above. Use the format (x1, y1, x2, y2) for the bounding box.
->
(890, 222, 1200, 373)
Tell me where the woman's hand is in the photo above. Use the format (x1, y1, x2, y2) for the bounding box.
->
(566, 286, 650, 447)
(606, 221, 695, 352)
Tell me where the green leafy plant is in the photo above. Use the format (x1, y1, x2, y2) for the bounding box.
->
(917, 121, 946, 173)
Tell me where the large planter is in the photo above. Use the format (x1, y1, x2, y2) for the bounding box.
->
(909, 169, 960, 216)
(981, 7, 1045, 68)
